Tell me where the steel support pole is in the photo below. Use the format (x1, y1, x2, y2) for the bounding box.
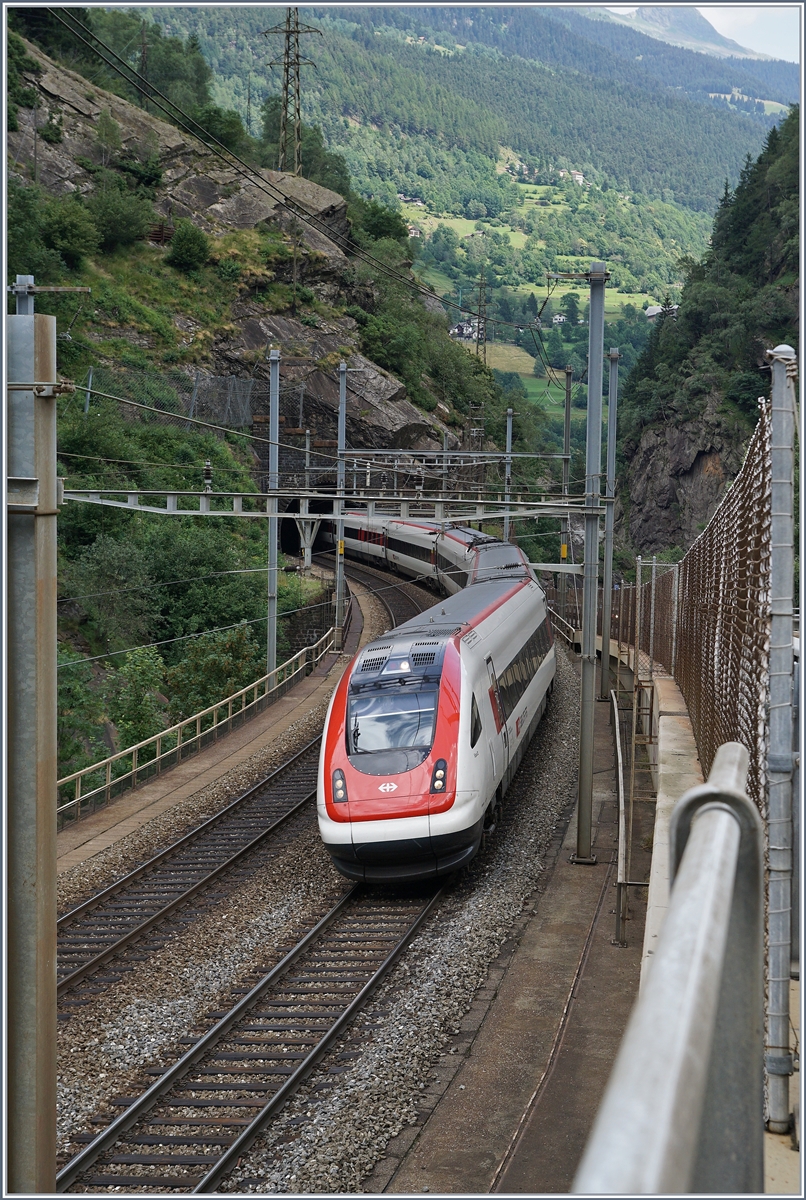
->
(766, 343, 797, 1132)
(600, 349, 620, 700)
(267, 349, 280, 674)
(503, 407, 513, 543)
(334, 362, 346, 650)
(575, 261, 607, 864)
(6, 303, 58, 1192)
(558, 365, 573, 622)
(83, 364, 93, 417)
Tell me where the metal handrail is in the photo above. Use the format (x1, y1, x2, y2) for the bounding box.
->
(56, 625, 338, 824)
(548, 606, 576, 645)
(573, 742, 764, 1194)
(611, 689, 627, 944)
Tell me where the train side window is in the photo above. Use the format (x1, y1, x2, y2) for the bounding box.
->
(470, 694, 483, 747)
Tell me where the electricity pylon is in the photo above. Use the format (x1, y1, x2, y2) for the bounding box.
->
(263, 8, 321, 176)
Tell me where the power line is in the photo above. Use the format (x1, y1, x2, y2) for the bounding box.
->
(58, 451, 255, 475)
(59, 566, 276, 605)
(44, 7, 541, 341)
(57, 601, 334, 668)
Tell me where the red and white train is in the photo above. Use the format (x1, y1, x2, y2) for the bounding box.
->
(317, 515, 556, 881)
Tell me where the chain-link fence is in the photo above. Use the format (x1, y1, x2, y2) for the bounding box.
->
(545, 402, 773, 814)
(89, 366, 255, 432)
(602, 403, 771, 814)
(673, 403, 771, 813)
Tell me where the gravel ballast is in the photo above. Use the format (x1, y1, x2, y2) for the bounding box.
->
(219, 646, 580, 1194)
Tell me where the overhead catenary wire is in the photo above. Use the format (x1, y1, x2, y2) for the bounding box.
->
(56, 551, 512, 669)
(56, 601, 333, 668)
(59, 565, 282, 605)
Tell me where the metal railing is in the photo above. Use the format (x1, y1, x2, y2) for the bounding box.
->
(573, 743, 764, 1194)
(56, 625, 339, 829)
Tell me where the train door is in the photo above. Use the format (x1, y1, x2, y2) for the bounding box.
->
(485, 656, 509, 784)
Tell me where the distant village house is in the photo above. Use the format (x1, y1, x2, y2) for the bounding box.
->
(645, 304, 679, 323)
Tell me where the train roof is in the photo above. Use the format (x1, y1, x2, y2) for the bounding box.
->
(392, 576, 540, 639)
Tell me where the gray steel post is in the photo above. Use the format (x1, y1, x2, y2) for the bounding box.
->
(558, 364, 573, 622)
(503, 407, 513, 543)
(6, 302, 58, 1191)
(575, 262, 607, 864)
(766, 343, 797, 1132)
(442, 432, 449, 501)
(84, 364, 93, 417)
(599, 349, 619, 699)
(267, 349, 280, 674)
(304, 428, 311, 493)
(334, 362, 346, 649)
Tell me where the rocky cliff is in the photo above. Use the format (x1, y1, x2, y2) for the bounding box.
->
(620, 394, 752, 553)
(8, 40, 462, 457)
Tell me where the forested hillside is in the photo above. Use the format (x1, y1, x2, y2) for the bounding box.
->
(145, 4, 777, 214)
(618, 106, 799, 554)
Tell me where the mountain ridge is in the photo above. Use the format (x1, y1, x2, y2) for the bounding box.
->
(585, 5, 774, 61)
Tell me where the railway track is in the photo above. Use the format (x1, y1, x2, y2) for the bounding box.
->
(57, 739, 321, 1001)
(320, 554, 436, 629)
(58, 565, 433, 1008)
(57, 884, 442, 1193)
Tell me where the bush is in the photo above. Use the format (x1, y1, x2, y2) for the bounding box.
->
(216, 258, 241, 282)
(39, 110, 63, 144)
(40, 197, 99, 269)
(106, 646, 166, 748)
(166, 219, 210, 272)
(166, 623, 264, 722)
(85, 184, 155, 252)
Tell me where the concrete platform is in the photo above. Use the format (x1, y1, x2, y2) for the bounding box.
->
(56, 583, 370, 877)
(381, 684, 655, 1194)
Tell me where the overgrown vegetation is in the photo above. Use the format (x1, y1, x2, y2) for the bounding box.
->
(54, 396, 323, 779)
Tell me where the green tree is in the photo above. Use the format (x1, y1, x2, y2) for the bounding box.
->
(560, 292, 581, 326)
(194, 102, 250, 156)
(165, 623, 264, 722)
(166, 219, 210, 272)
(65, 533, 161, 652)
(6, 178, 63, 281)
(355, 201, 410, 243)
(7, 31, 40, 131)
(40, 197, 99, 269)
(95, 107, 121, 166)
(106, 646, 166, 748)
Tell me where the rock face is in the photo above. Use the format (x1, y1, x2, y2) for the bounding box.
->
(9, 41, 461, 459)
(8, 40, 349, 247)
(621, 395, 752, 552)
(213, 307, 460, 460)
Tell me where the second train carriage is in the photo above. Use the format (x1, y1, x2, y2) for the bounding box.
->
(321, 513, 530, 594)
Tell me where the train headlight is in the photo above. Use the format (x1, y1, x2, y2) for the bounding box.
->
(430, 759, 448, 794)
(332, 769, 348, 803)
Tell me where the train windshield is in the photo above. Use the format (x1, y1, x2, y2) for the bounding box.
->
(347, 687, 438, 754)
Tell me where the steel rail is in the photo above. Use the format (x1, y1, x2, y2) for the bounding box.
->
(55, 888, 359, 1190)
(316, 554, 434, 629)
(194, 885, 443, 1192)
(56, 885, 443, 1193)
(57, 737, 321, 995)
